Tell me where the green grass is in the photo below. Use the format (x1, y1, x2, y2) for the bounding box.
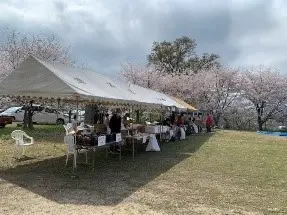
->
(0, 126, 287, 214)
(0, 124, 64, 141)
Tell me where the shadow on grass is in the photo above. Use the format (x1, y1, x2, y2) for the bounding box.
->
(0, 133, 211, 206)
(14, 156, 35, 162)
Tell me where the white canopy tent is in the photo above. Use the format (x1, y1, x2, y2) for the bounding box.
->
(0, 56, 183, 108)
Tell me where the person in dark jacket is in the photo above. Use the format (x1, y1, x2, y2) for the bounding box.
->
(68, 109, 72, 123)
(170, 111, 176, 125)
(94, 110, 99, 124)
(192, 117, 195, 123)
(109, 109, 122, 152)
(109, 109, 122, 133)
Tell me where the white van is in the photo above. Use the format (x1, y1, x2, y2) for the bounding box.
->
(63, 109, 85, 122)
(0, 106, 68, 124)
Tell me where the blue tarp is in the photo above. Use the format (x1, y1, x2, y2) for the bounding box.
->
(257, 131, 287, 136)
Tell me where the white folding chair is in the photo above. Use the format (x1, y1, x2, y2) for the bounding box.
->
(64, 135, 88, 168)
(11, 130, 34, 159)
(63, 125, 68, 135)
(63, 123, 73, 135)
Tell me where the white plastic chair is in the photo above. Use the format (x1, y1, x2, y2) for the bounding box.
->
(63, 123, 73, 135)
(63, 125, 68, 135)
(11, 130, 34, 159)
(64, 135, 88, 168)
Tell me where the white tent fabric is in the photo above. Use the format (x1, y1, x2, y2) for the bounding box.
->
(0, 56, 182, 108)
(128, 84, 184, 108)
(146, 134, 161, 152)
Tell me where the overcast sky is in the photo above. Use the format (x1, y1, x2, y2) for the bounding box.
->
(0, 0, 287, 74)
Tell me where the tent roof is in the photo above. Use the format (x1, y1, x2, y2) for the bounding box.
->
(0, 56, 180, 108)
(169, 96, 197, 111)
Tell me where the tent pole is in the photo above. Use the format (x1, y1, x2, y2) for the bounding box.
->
(71, 94, 79, 179)
(54, 98, 61, 156)
(160, 101, 165, 142)
(160, 105, 163, 142)
(138, 106, 141, 124)
(76, 96, 79, 121)
(132, 105, 135, 159)
(56, 98, 60, 123)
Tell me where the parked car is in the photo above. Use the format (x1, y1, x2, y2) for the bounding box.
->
(63, 109, 85, 122)
(0, 116, 13, 128)
(0, 106, 68, 125)
(0, 107, 22, 121)
(278, 126, 287, 131)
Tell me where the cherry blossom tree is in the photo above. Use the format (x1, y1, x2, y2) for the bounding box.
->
(121, 63, 161, 89)
(189, 67, 241, 125)
(121, 63, 240, 126)
(240, 66, 287, 131)
(221, 95, 257, 130)
(0, 96, 11, 110)
(121, 63, 190, 96)
(0, 27, 74, 75)
(273, 105, 287, 128)
(0, 27, 77, 129)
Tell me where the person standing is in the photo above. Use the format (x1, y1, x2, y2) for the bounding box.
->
(177, 113, 185, 140)
(177, 113, 184, 127)
(109, 109, 122, 134)
(104, 113, 110, 133)
(109, 109, 122, 152)
(122, 113, 130, 128)
(71, 115, 79, 133)
(93, 110, 100, 125)
(205, 114, 213, 133)
(68, 109, 72, 123)
(170, 111, 176, 125)
(195, 116, 202, 132)
(192, 117, 195, 124)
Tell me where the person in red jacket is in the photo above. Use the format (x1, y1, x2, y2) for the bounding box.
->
(177, 113, 185, 127)
(205, 114, 213, 133)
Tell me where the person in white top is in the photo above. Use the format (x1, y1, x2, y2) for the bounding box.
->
(71, 115, 79, 132)
(103, 113, 111, 134)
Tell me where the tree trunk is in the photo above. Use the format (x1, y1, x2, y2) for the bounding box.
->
(258, 116, 264, 131)
(256, 104, 265, 131)
(28, 108, 33, 129)
(23, 100, 34, 130)
(23, 107, 28, 129)
(213, 113, 221, 127)
(223, 116, 230, 129)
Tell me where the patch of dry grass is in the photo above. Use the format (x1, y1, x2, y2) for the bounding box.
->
(0, 126, 287, 215)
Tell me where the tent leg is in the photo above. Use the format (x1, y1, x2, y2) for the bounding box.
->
(132, 105, 135, 159)
(71, 96, 79, 179)
(92, 149, 96, 172)
(76, 96, 79, 121)
(132, 138, 135, 159)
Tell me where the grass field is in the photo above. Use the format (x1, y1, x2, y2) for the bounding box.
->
(0, 125, 287, 215)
